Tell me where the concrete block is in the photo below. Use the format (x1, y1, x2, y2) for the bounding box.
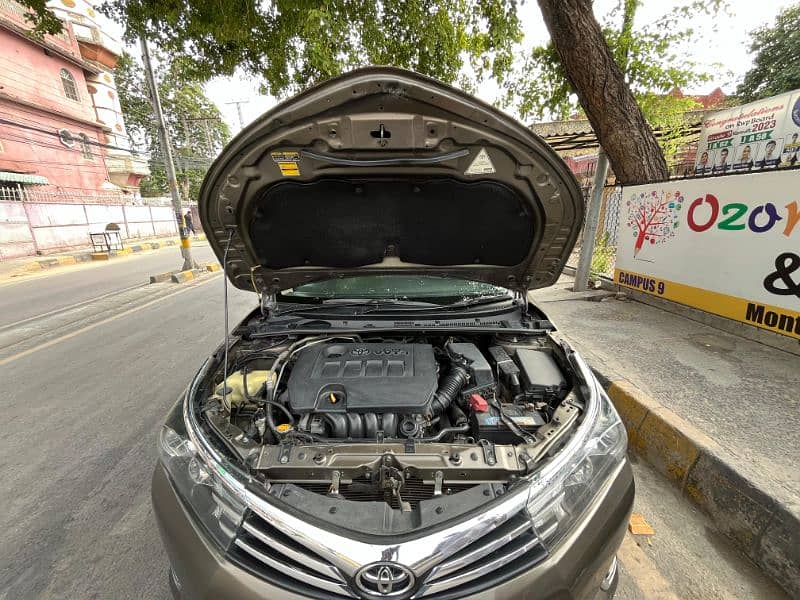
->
(149, 271, 173, 284)
(205, 262, 221, 272)
(170, 269, 195, 283)
(756, 502, 800, 598)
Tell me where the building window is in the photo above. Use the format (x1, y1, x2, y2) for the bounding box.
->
(60, 68, 80, 101)
(79, 134, 93, 159)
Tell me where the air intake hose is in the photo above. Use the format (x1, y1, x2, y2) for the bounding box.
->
(429, 363, 469, 416)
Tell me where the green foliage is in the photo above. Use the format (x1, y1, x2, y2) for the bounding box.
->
(590, 232, 615, 279)
(115, 52, 230, 198)
(15, 0, 63, 37)
(736, 4, 800, 102)
(99, 0, 522, 98)
(504, 1, 724, 126)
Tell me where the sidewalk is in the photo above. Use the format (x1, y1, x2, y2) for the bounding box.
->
(530, 274, 799, 595)
(0, 234, 206, 281)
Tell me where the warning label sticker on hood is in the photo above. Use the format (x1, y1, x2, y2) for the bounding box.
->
(465, 147, 496, 175)
(271, 151, 301, 176)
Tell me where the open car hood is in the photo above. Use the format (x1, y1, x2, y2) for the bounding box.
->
(199, 67, 583, 295)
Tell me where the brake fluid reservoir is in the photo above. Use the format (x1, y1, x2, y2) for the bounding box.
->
(215, 370, 276, 408)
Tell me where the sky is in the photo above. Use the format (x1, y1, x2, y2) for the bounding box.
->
(102, 0, 794, 135)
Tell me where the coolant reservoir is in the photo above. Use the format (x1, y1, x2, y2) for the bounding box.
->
(215, 370, 276, 408)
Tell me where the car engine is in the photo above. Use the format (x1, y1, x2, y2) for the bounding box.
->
(195, 332, 582, 512)
(209, 334, 571, 446)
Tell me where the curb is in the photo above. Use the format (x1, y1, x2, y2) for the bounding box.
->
(149, 271, 173, 284)
(150, 263, 217, 284)
(9, 235, 206, 275)
(170, 268, 205, 283)
(594, 371, 799, 596)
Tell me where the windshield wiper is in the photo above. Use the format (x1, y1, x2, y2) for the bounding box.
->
(273, 298, 438, 317)
(360, 293, 514, 313)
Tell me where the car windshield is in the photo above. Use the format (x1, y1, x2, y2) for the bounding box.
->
(283, 275, 509, 301)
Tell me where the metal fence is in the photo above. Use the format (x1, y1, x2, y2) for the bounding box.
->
(567, 185, 622, 280)
(0, 186, 130, 204)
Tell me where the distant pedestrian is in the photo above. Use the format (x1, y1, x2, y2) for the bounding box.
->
(184, 211, 196, 237)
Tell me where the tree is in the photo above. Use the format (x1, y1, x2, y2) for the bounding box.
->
(737, 4, 800, 102)
(22, 0, 715, 184)
(507, 1, 724, 183)
(114, 52, 230, 199)
(102, 0, 522, 98)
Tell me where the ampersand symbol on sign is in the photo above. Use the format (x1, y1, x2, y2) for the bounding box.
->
(763, 252, 800, 298)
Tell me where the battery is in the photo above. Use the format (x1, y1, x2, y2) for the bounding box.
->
(470, 403, 545, 444)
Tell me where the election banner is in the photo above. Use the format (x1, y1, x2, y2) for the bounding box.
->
(614, 170, 800, 340)
(693, 89, 800, 176)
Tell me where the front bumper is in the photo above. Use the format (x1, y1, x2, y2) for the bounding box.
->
(152, 457, 633, 600)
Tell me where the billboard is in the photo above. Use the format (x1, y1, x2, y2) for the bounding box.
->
(614, 170, 800, 340)
(693, 90, 800, 176)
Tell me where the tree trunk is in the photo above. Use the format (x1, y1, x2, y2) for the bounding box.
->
(537, 0, 669, 185)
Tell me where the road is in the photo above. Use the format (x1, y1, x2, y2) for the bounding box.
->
(0, 242, 217, 329)
(0, 248, 788, 600)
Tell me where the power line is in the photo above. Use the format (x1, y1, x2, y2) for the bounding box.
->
(0, 117, 145, 154)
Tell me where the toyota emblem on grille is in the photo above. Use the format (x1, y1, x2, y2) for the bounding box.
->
(354, 562, 415, 597)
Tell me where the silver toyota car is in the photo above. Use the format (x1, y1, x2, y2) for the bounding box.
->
(152, 67, 634, 600)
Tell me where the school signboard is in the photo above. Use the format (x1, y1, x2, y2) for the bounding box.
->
(614, 170, 800, 340)
(693, 89, 800, 175)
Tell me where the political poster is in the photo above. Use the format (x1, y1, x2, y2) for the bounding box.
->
(615, 170, 800, 340)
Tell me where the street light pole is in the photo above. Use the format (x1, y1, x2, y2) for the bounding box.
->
(139, 36, 196, 271)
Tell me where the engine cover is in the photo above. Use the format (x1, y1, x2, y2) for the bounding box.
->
(287, 343, 438, 414)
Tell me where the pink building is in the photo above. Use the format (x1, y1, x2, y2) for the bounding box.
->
(0, 0, 167, 260)
(0, 0, 147, 199)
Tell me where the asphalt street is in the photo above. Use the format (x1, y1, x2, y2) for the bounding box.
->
(0, 242, 217, 329)
(0, 248, 788, 600)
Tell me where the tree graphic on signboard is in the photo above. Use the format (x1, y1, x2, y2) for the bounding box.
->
(626, 190, 684, 256)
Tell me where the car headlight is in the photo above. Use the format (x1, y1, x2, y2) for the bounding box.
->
(158, 398, 246, 550)
(526, 377, 627, 550)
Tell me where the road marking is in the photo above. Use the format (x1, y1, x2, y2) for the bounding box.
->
(0, 283, 145, 333)
(0, 274, 220, 367)
(617, 534, 680, 599)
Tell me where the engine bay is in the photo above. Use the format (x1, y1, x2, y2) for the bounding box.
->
(195, 331, 584, 514)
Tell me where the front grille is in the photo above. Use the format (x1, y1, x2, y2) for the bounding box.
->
(418, 511, 548, 597)
(229, 512, 355, 598)
(295, 477, 477, 510)
(230, 498, 547, 599)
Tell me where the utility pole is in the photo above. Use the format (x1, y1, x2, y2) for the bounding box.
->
(139, 36, 196, 271)
(574, 150, 609, 292)
(226, 100, 249, 131)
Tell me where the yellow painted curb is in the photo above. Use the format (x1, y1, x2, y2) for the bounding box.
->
(205, 263, 221, 272)
(608, 380, 700, 485)
(170, 270, 195, 283)
(57, 256, 77, 266)
(91, 252, 110, 261)
(116, 248, 132, 256)
(25, 262, 43, 271)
